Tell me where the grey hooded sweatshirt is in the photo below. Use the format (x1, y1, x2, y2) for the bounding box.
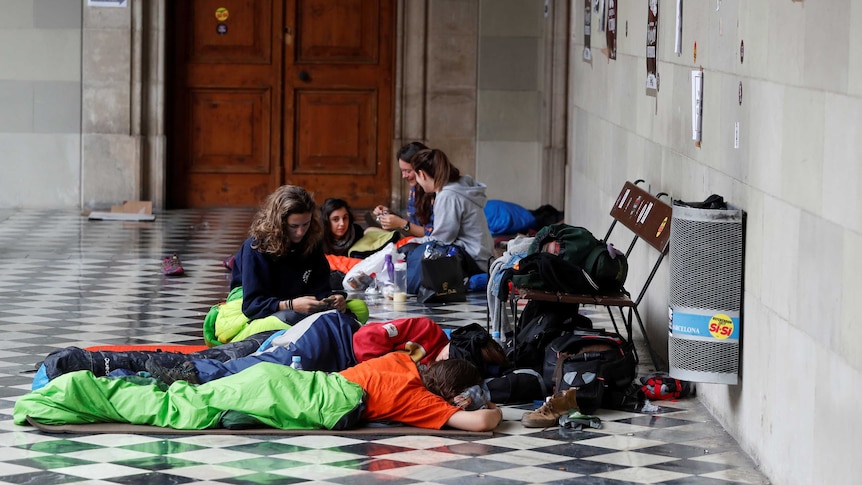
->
(420, 174, 494, 272)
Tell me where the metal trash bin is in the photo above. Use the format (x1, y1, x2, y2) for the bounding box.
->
(668, 203, 744, 385)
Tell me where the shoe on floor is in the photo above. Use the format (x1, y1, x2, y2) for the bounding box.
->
(521, 388, 579, 428)
(145, 358, 200, 385)
(162, 253, 184, 276)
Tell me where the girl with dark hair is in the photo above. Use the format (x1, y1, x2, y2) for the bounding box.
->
(231, 185, 347, 320)
(320, 198, 364, 256)
(409, 148, 494, 272)
(371, 141, 435, 237)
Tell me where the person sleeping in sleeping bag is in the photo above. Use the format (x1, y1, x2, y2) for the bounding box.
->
(15, 352, 503, 432)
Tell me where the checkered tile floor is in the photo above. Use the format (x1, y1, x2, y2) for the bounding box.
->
(0, 209, 770, 484)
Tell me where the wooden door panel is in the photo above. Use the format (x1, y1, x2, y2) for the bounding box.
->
(189, 88, 270, 173)
(190, 0, 270, 63)
(297, 1, 377, 61)
(284, 0, 394, 208)
(294, 90, 375, 174)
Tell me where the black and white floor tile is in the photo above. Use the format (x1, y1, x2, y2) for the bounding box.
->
(0, 209, 770, 484)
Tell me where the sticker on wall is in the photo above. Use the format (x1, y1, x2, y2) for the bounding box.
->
(216, 23, 228, 35)
(740, 39, 744, 63)
(605, 0, 617, 60)
(215, 7, 229, 22)
(738, 81, 743, 105)
(693, 41, 697, 64)
(584, 0, 592, 61)
(646, 0, 659, 90)
(734, 121, 740, 149)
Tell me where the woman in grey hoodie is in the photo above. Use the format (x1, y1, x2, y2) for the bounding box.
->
(410, 148, 494, 272)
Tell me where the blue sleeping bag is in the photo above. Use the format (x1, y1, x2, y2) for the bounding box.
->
(485, 200, 536, 235)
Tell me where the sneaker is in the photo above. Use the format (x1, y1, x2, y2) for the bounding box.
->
(521, 389, 579, 428)
(222, 255, 235, 271)
(145, 358, 200, 385)
(162, 253, 184, 276)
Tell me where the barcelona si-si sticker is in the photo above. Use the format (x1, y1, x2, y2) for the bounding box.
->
(656, 216, 668, 238)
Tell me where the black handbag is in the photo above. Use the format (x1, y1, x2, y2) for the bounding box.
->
(417, 250, 467, 303)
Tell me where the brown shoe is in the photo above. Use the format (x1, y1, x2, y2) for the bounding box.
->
(521, 389, 579, 428)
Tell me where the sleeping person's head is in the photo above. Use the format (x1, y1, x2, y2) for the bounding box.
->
(419, 357, 482, 402)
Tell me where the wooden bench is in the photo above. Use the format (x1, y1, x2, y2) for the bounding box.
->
(510, 180, 672, 370)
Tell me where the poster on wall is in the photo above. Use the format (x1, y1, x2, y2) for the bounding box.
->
(596, 0, 606, 32)
(691, 69, 703, 147)
(605, 0, 617, 59)
(646, 0, 658, 90)
(584, 0, 592, 60)
(674, 0, 682, 54)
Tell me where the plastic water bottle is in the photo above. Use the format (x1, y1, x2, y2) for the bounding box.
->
(290, 356, 303, 370)
(365, 273, 379, 296)
(393, 257, 408, 302)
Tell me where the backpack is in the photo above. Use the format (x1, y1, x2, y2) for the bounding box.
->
(509, 252, 599, 294)
(506, 300, 593, 371)
(640, 372, 693, 400)
(485, 368, 548, 404)
(511, 223, 628, 294)
(542, 330, 637, 414)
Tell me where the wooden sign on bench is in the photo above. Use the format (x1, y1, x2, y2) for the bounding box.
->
(609, 181, 672, 253)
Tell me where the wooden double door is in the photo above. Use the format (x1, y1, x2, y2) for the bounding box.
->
(168, 0, 395, 208)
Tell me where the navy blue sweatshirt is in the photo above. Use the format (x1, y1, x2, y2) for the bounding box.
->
(230, 237, 333, 320)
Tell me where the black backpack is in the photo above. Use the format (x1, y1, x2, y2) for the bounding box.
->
(511, 224, 628, 294)
(506, 300, 592, 371)
(485, 368, 548, 404)
(542, 330, 637, 414)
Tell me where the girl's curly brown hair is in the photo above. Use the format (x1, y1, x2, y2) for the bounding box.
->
(248, 185, 322, 258)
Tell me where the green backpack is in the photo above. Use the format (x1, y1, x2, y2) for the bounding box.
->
(513, 224, 628, 293)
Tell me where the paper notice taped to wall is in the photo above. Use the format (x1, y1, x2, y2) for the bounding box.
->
(691, 70, 703, 146)
(646, 0, 659, 90)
